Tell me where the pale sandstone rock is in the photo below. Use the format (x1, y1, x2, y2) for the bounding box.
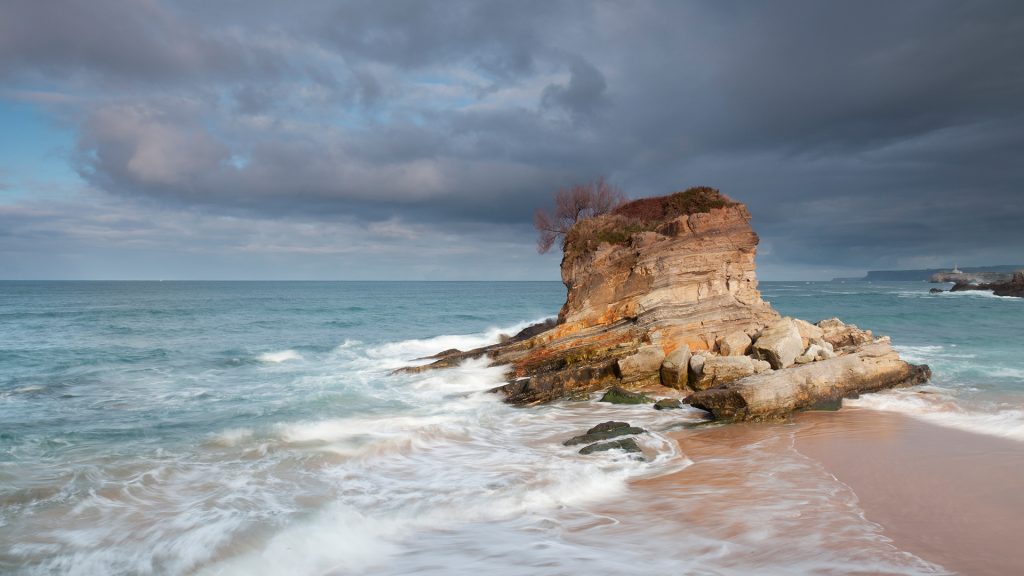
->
(660, 346, 692, 389)
(717, 331, 752, 356)
(817, 317, 874, 350)
(793, 318, 824, 349)
(694, 355, 756, 390)
(687, 342, 932, 421)
(689, 353, 708, 382)
(615, 345, 666, 378)
(752, 359, 773, 373)
(752, 318, 804, 369)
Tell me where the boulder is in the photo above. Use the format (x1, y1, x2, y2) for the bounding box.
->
(929, 288, 944, 294)
(817, 317, 874, 350)
(686, 342, 931, 421)
(693, 355, 756, 390)
(564, 421, 647, 445)
(717, 331, 752, 356)
(804, 343, 835, 361)
(660, 346, 692, 389)
(752, 318, 804, 369)
(615, 345, 666, 379)
(579, 437, 642, 455)
(689, 353, 708, 381)
(794, 354, 814, 365)
(793, 318, 824, 349)
(653, 398, 683, 410)
(599, 386, 651, 404)
(752, 359, 773, 373)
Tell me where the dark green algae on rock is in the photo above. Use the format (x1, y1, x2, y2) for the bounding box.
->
(563, 421, 647, 446)
(599, 386, 651, 404)
(578, 437, 642, 455)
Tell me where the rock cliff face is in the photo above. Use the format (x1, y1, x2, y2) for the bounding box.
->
(554, 199, 778, 352)
(402, 187, 929, 416)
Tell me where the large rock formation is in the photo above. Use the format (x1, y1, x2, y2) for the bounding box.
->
(401, 187, 929, 418)
(686, 343, 931, 421)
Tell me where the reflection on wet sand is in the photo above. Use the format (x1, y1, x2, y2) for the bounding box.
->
(795, 407, 1024, 576)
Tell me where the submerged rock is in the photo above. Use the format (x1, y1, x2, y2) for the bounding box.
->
(599, 386, 652, 404)
(929, 287, 944, 294)
(564, 421, 647, 445)
(578, 437, 642, 455)
(653, 398, 683, 410)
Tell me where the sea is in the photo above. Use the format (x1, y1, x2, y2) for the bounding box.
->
(1, 280, 1022, 575)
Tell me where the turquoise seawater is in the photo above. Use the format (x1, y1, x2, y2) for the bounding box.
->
(1, 281, 1021, 575)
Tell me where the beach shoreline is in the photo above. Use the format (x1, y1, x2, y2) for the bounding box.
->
(624, 406, 1024, 575)
(793, 407, 1024, 576)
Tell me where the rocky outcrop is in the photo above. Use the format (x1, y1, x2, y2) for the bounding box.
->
(400, 187, 929, 419)
(686, 342, 931, 421)
(950, 272, 1024, 298)
(931, 271, 1012, 284)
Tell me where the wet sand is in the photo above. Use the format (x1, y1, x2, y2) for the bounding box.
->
(793, 408, 1024, 576)
(627, 407, 1024, 574)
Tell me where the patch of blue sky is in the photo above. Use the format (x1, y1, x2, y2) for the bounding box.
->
(0, 99, 82, 202)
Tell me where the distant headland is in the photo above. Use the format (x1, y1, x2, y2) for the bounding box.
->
(834, 265, 1024, 282)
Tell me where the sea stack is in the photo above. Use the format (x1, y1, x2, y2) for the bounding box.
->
(404, 187, 929, 420)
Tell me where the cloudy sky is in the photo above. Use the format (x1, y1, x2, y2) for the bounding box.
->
(1, 0, 1021, 280)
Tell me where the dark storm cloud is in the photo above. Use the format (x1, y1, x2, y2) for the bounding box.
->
(3, 0, 1023, 276)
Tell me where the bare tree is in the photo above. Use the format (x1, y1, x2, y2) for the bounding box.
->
(534, 177, 626, 253)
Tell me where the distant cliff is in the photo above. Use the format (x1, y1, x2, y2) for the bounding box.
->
(835, 265, 1024, 282)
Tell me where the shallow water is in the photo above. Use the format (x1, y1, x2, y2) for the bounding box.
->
(1, 280, 1021, 574)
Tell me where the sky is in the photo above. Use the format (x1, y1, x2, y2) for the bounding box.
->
(1, 0, 1022, 281)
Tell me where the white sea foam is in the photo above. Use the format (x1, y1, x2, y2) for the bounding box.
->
(848, 389, 1024, 442)
(1, 315, 948, 576)
(256, 349, 303, 363)
(208, 427, 255, 447)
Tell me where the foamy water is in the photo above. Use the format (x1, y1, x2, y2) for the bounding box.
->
(1, 280, 1021, 574)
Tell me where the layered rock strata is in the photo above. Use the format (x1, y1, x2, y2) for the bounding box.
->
(401, 187, 929, 418)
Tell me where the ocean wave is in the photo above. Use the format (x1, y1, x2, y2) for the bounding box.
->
(257, 350, 303, 363)
(847, 389, 1024, 442)
(366, 316, 554, 365)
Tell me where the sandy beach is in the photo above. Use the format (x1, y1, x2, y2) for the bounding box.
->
(794, 407, 1024, 576)
(614, 405, 1024, 574)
